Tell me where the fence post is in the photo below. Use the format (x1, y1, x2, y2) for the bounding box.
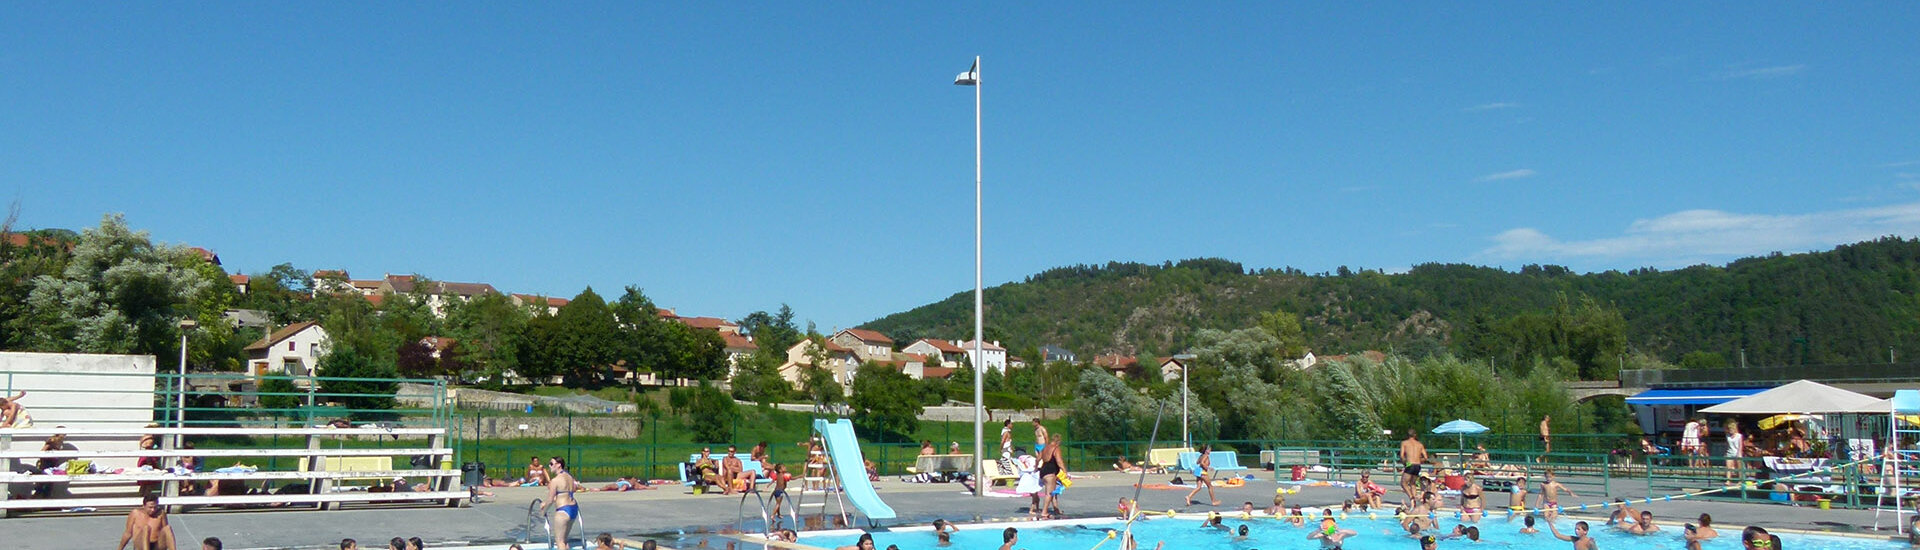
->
(650, 412, 659, 480)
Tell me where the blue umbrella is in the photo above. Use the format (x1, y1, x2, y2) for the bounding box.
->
(1433, 420, 1490, 434)
(1433, 419, 1491, 453)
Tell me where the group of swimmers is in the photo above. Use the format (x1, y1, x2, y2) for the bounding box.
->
(826, 525, 1031, 550)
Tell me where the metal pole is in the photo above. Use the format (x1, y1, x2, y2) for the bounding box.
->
(177, 331, 189, 430)
(971, 55, 985, 497)
(1182, 363, 1189, 448)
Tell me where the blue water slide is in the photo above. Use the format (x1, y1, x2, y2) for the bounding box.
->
(812, 418, 897, 521)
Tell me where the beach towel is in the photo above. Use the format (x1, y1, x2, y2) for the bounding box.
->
(1132, 483, 1187, 491)
(1015, 471, 1041, 495)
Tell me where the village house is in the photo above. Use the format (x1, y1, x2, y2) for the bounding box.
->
(901, 338, 966, 366)
(778, 339, 858, 389)
(245, 322, 331, 385)
(959, 339, 1007, 372)
(829, 328, 894, 363)
(1093, 354, 1140, 378)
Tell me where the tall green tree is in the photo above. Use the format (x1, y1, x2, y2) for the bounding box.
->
(737, 304, 802, 355)
(728, 351, 792, 405)
(525, 287, 623, 386)
(23, 214, 213, 371)
(848, 362, 924, 437)
(316, 340, 399, 420)
(0, 218, 74, 350)
(443, 292, 531, 383)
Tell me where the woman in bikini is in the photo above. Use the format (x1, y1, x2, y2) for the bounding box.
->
(1185, 444, 1220, 506)
(547, 456, 581, 549)
(525, 456, 548, 487)
(1459, 473, 1485, 522)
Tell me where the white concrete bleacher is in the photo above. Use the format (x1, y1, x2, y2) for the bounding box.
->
(0, 426, 464, 516)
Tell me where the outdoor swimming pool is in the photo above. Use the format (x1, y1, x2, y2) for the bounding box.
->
(800, 516, 1909, 550)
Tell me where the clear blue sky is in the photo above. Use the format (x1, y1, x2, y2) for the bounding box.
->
(5, 3, 1918, 331)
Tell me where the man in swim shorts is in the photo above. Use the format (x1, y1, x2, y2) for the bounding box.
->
(1508, 476, 1530, 513)
(117, 494, 175, 550)
(1539, 470, 1577, 519)
(1399, 430, 1427, 500)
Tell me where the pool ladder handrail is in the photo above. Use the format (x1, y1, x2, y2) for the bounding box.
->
(524, 497, 588, 550)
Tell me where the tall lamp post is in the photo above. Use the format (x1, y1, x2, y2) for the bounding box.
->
(176, 319, 197, 448)
(1181, 361, 1190, 448)
(954, 56, 982, 497)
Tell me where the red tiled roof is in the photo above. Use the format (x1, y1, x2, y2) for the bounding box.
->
(422, 336, 456, 351)
(959, 339, 1005, 351)
(314, 270, 349, 279)
(365, 294, 386, 307)
(920, 366, 955, 379)
(190, 247, 220, 264)
(679, 316, 735, 330)
(350, 280, 384, 290)
(245, 322, 319, 351)
(548, 297, 568, 307)
(229, 274, 250, 285)
(840, 328, 894, 344)
(1093, 354, 1138, 369)
(722, 332, 758, 351)
(896, 352, 927, 363)
(912, 338, 966, 353)
(657, 308, 678, 319)
(2, 233, 73, 251)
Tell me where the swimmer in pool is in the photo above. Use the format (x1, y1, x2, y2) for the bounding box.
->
(1307, 517, 1358, 550)
(1549, 520, 1597, 550)
(1684, 513, 1720, 550)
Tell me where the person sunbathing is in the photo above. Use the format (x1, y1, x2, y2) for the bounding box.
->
(1470, 444, 1493, 470)
(1113, 457, 1163, 474)
(597, 477, 651, 491)
(0, 391, 33, 428)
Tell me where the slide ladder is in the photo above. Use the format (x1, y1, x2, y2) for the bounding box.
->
(1876, 390, 1920, 534)
(813, 419, 897, 526)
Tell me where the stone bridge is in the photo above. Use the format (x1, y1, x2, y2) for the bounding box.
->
(1567, 380, 1639, 402)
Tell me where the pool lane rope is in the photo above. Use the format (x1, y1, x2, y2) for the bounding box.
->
(1424, 457, 1877, 520)
(1157, 457, 1876, 527)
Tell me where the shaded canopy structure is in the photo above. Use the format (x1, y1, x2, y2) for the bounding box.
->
(1699, 380, 1882, 415)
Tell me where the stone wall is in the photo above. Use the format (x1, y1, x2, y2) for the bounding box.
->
(438, 415, 643, 440)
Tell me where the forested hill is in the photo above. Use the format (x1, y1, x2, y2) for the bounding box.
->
(864, 237, 1920, 376)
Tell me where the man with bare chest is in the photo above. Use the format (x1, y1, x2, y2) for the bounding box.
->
(118, 494, 176, 550)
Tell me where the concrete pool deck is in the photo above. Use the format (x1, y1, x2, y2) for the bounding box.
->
(8, 472, 1913, 549)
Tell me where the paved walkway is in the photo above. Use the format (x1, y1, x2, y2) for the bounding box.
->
(8, 471, 1912, 549)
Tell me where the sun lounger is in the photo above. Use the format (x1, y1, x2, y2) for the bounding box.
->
(675, 454, 767, 487)
(980, 459, 1018, 488)
(1149, 447, 1193, 468)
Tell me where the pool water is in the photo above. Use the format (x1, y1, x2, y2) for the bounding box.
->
(801, 516, 1907, 550)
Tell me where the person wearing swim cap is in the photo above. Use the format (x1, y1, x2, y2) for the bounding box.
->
(1307, 517, 1357, 550)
